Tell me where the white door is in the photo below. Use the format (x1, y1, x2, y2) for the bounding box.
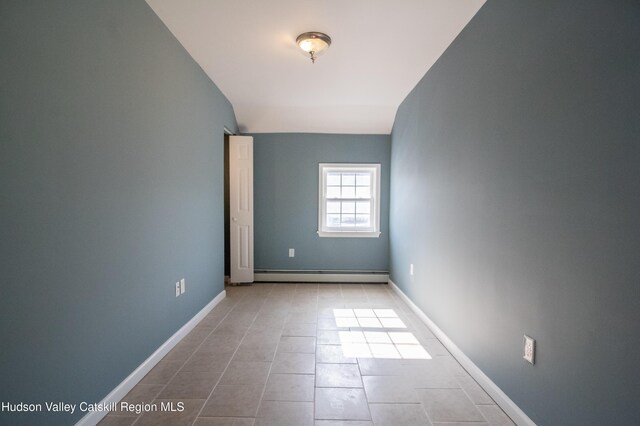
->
(229, 136, 254, 283)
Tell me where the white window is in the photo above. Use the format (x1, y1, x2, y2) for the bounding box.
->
(318, 163, 381, 238)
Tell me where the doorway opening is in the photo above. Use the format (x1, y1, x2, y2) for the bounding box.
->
(224, 132, 230, 283)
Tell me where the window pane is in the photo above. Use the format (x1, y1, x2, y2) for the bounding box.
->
(342, 173, 356, 185)
(356, 186, 371, 198)
(327, 173, 341, 186)
(327, 201, 341, 214)
(319, 164, 380, 235)
(341, 214, 356, 226)
(342, 202, 355, 214)
(356, 201, 370, 213)
(327, 214, 341, 227)
(342, 186, 356, 198)
(356, 173, 370, 186)
(326, 186, 341, 198)
(356, 214, 370, 227)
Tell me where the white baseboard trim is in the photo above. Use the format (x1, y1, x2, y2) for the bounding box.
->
(75, 289, 226, 426)
(388, 280, 535, 426)
(255, 271, 388, 283)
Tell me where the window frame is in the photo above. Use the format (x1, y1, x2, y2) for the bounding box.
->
(317, 163, 381, 238)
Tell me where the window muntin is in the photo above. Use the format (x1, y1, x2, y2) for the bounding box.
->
(318, 164, 381, 238)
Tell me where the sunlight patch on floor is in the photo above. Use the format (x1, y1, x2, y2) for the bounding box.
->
(333, 309, 431, 360)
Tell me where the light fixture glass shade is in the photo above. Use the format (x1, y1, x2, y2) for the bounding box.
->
(296, 32, 331, 63)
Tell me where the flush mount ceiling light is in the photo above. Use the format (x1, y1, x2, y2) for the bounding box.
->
(296, 31, 331, 64)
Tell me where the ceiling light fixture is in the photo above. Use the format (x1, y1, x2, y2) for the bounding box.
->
(296, 31, 331, 64)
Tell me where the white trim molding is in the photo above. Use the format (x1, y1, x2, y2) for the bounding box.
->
(255, 270, 388, 283)
(318, 163, 381, 237)
(75, 290, 226, 426)
(388, 280, 536, 426)
(317, 230, 381, 238)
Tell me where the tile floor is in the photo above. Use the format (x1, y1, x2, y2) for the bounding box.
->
(99, 283, 515, 426)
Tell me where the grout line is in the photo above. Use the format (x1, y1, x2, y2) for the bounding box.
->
(142, 286, 253, 425)
(119, 283, 512, 425)
(124, 291, 243, 425)
(189, 283, 277, 424)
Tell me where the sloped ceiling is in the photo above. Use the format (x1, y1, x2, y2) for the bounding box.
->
(146, 0, 485, 134)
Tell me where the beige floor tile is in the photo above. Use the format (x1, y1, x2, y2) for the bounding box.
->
(243, 328, 283, 342)
(477, 405, 515, 425)
(282, 323, 317, 337)
(418, 389, 485, 422)
(357, 358, 408, 376)
(97, 415, 137, 425)
(182, 327, 214, 346)
(316, 345, 357, 364)
(457, 375, 494, 405)
(119, 383, 165, 407)
(198, 313, 226, 329)
(139, 359, 183, 384)
(287, 313, 318, 324)
(317, 330, 342, 344)
(271, 352, 316, 374)
(263, 373, 315, 402)
(314, 388, 371, 420)
(158, 371, 220, 399)
(134, 399, 204, 426)
(250, 316, 287, 331)
(232, 345, 278, 363)
(232, 335, 279, 362)
(181, 351, 233, 373)
(120, 284, 510, 426)
(422, 339, 450, 356)
(214, 322, 251, 336)
(317, 318, 341, 330)
(164, 342, 198, 362)
(199, 334, 244, 354)
(200, 384, 263, 417)
(432, 356, 470, 378)
(316, 363, 363, 388)
(369, 403, 431, 426)
(256, 400, 314, 426)
(362, 375, 419, 403)
(318, 306, 343, 318)
(408, 367, 460, 389)
(219, 361, 271, 385)
(194, 417, 255, 425)
(278, 336, 316, 353)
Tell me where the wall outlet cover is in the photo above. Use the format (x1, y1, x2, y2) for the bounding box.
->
(289, 248, 295, 257)
(523, 335, 535, 364)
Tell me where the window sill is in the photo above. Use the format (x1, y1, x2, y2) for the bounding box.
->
(317, 230, 381, 238)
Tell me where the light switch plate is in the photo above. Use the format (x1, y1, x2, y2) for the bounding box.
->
(175, 282, 181, 297)
(180, 278, 185, 294)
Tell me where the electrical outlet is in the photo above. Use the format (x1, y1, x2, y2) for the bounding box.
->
(180, 278, 185, 294)
(175, 282, 181, 297)
(410, 264, 414, 276)
(523, 335, 535, 364)
(289, 248, 295, 258)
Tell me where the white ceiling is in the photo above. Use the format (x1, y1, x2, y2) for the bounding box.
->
(146, 0, 485, 134)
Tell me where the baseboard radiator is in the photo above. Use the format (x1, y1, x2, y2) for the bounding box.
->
(254, 269, 389, 283)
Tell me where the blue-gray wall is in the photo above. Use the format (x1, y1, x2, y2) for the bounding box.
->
(252, 133, 390, 272)
(390, 1, 640, 425)
(0, 1, 236, 424)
